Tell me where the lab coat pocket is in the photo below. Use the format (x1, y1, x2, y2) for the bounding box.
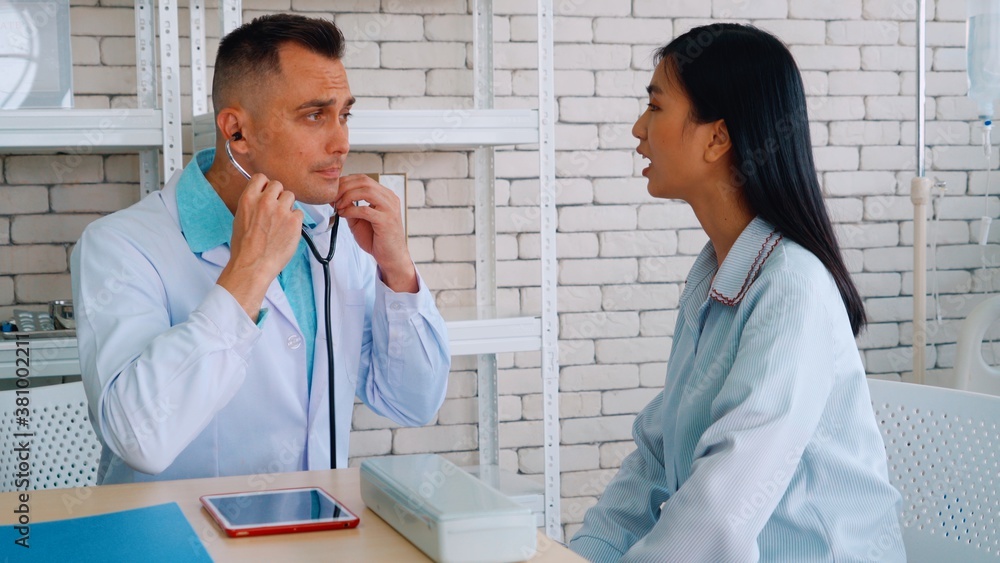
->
(340, 289, 367, 386)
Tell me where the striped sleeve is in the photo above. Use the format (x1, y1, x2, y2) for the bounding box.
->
(570, 391, 672, 561)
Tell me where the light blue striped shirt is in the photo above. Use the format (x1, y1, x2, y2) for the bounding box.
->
(570, 217, 906, 562)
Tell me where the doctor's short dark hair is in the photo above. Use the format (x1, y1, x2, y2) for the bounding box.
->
(212, 13, 345, 115)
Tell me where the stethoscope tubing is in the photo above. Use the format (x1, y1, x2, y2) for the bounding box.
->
(225, 139, 341, 469)
(302, 215, 340, 470)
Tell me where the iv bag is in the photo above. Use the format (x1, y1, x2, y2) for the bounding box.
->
(968, 0, 1000, 119)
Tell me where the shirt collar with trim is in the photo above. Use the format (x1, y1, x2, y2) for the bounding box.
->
(688, 216, 783, 307)
(176, 148, 318, 254)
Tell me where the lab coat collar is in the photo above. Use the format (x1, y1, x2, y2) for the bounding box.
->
(688, 216, 783, 308)
(163, 150, 306, 335)
(300, 203, 338, 237)
(175, 148, 319, 255)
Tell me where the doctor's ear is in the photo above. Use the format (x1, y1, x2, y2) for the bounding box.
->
(217, 110, 247, 149)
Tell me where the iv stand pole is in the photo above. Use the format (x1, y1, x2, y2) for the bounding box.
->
(911, 0, 931, 385)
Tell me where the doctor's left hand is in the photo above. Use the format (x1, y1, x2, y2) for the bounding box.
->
(335, 174, 418, 293)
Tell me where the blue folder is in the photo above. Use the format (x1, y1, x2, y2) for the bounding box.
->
(1, 502, 212, 562)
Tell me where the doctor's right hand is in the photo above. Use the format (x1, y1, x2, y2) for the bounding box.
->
(217, 174, 303, 321)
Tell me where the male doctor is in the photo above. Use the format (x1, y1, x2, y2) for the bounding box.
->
(71, 14, 450, 484)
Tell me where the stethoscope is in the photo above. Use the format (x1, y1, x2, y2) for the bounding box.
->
(226, 137, 341, 469)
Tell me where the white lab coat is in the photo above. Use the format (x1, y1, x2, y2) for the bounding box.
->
(71, 166, 450, 484)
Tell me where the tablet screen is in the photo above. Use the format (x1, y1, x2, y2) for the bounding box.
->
(205, 489, 352, 527)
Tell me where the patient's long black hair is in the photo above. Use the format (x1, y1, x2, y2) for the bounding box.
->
(657, 24, 866, 336)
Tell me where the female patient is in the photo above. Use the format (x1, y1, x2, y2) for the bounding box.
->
(569, 24, 905, 562)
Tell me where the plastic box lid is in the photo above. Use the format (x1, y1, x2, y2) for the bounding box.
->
(360, 454, 532, 523)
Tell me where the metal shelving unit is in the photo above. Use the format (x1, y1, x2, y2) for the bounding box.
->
(0, 0, 183, 197)
(188, 0, 561, 539)
(193, 109, 540, 152)
(0, 0, 561, 540)
(0, 109, 163, 151)
(0, 318, 539, 378)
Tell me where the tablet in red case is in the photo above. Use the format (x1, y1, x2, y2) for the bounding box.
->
(200, 486, 360, 537)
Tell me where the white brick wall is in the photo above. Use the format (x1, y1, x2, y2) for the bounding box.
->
(826, 171, 898, 196)
(808, 96, 867, 120)
(563, 415, 634, 443)
(791, 0, 862, 20)
(828, 198, 865, 222)
(555, 44, 631, 70)
(11, 214, 101, 244)
(829, 122, 902, 145)
(634, 0, 708, 18)
(862, 45, 918, 70)
(560, 97, 642, 123)
(756, 19, 826, 46)
(792, 46, 862, 70)
(862, 0, 935, 21)
(827, 20, 901, 46)
(828, 71, 900, 96)
(337, 13, 425, 41)
(2, 0, 995, 540)
(382, 42, 465, 68)
(593, 18, 671, 45)
(814, 146, 862, 170)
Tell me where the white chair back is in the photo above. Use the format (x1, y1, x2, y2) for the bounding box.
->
(868, 378, 1000, 563)
(0, 381, 101, 492)
(953, 294, 1000, 395)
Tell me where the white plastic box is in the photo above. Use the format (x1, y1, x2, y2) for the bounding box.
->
(360, 454, 537, 563)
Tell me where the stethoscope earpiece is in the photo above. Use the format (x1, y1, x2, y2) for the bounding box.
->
(224, 139, 253, 181)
